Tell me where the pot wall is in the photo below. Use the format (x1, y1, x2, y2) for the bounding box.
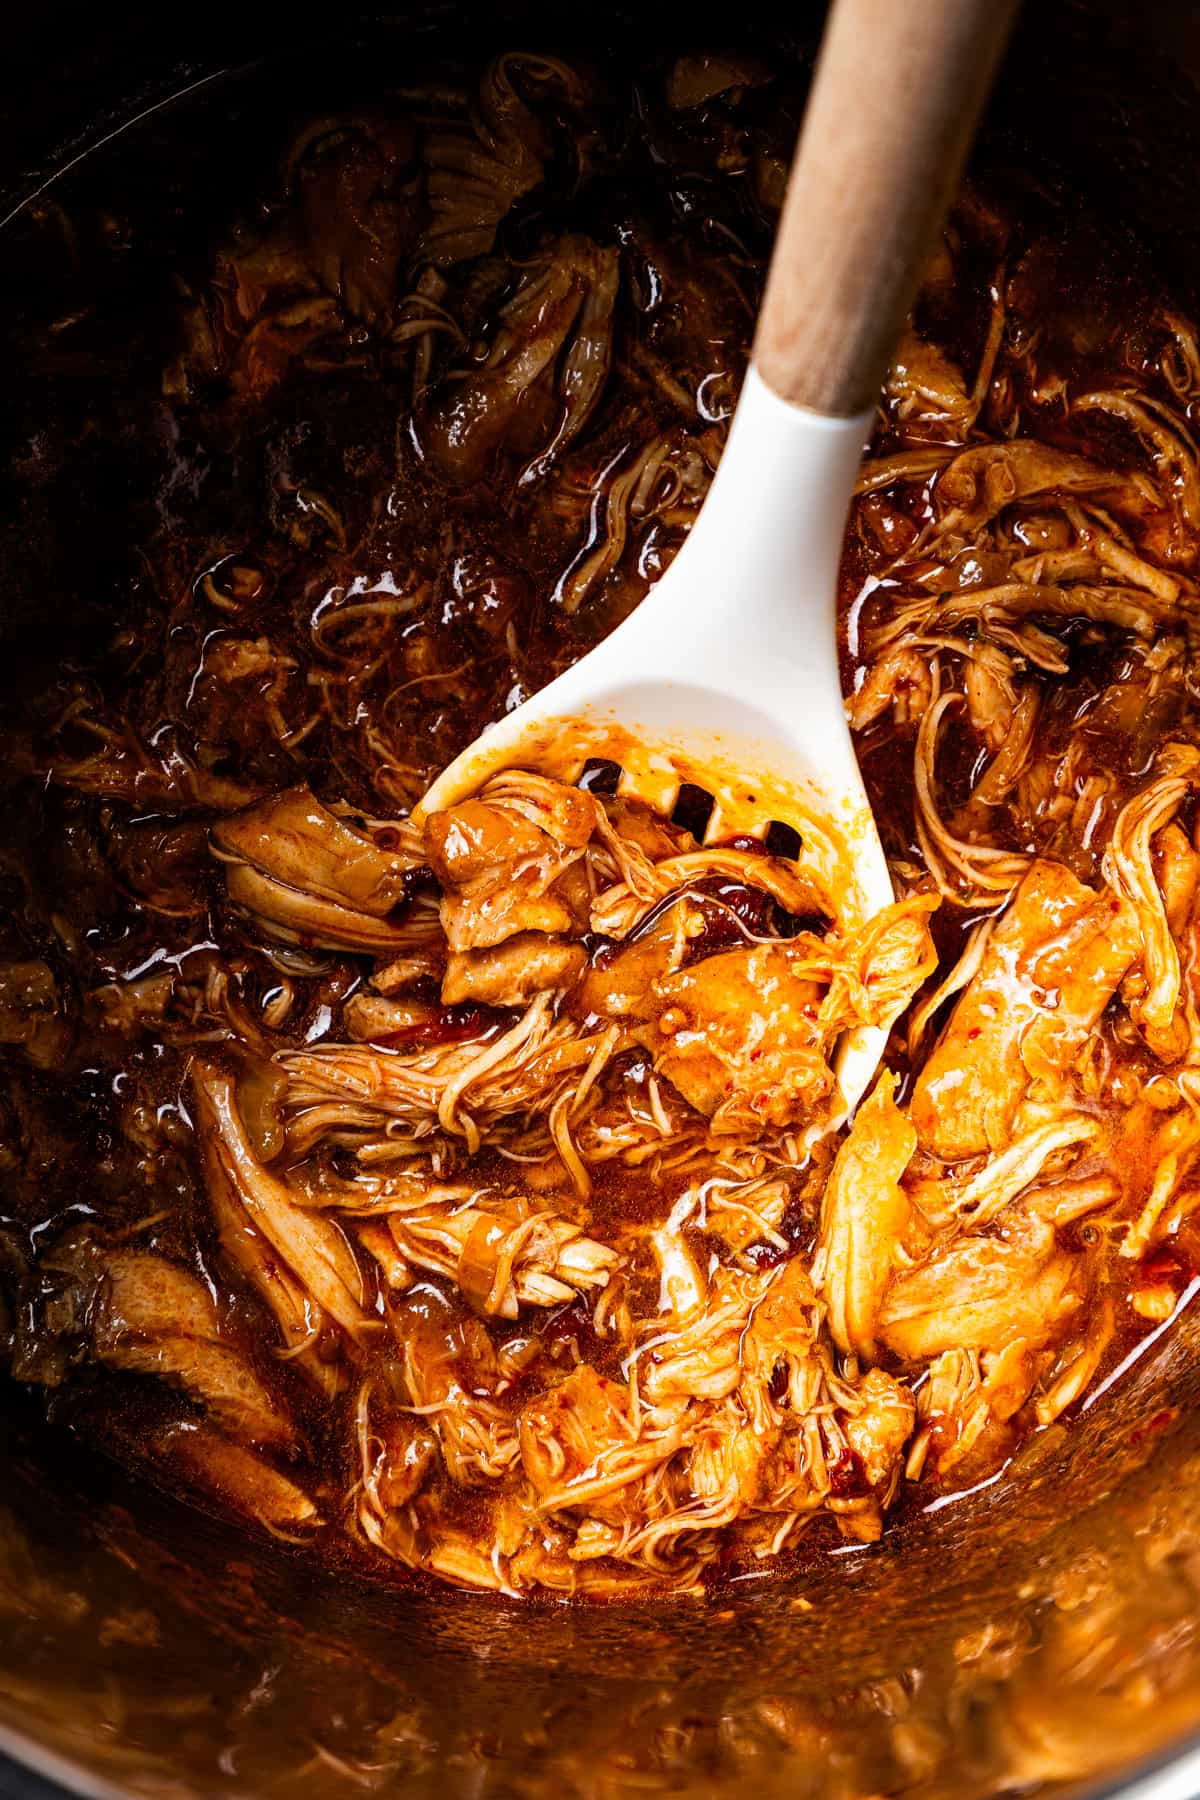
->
(5, 6, 1200, 1796)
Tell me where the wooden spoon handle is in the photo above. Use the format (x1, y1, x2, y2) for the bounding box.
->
(753, 0, 1018, 417)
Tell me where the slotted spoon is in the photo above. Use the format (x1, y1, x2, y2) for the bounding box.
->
(415, 0, 1017, 1118)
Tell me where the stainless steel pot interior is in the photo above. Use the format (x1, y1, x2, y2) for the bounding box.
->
(5, 4, 1200, 1796)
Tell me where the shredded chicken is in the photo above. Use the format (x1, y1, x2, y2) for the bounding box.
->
(8, 66, 1200, 1605)
(211, 787, 425, 952)
(171, 760, 939, 1585)
(35, 1235, 297, 1449)
(880, 1215, 1085, 1362)
(815, 1071, 914, 1360)
(192, 1062, 379, 1396)
(912, 860, 1139, 1160)
(357, 1181, 619, 1317)
(423, 236, 619, 484)
(417, 55, 585, 267)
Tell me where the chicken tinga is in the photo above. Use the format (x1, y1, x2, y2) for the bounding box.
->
(2, 47, 1200, 1597)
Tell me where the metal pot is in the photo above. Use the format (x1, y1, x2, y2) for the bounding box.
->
(4, 4, 1200, 1794)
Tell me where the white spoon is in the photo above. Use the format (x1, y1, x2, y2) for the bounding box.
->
(416, 0, 1017, 1118)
